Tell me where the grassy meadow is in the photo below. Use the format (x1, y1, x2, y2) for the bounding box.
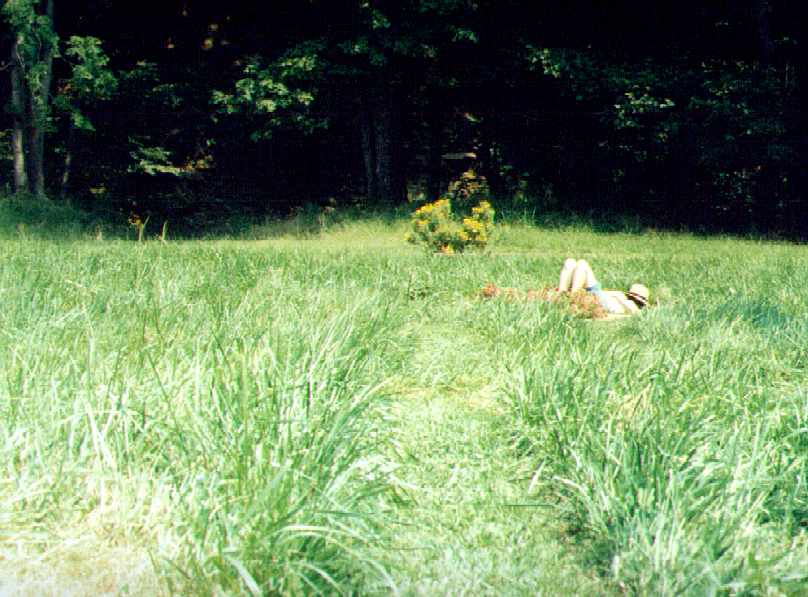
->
(2, 199, 808, 595)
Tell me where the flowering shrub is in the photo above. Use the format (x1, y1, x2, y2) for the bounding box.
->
(407, 197, 495, 253)
(447, 169, 490, 208)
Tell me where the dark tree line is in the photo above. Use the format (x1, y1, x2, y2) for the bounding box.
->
(2, 0, 807, 234)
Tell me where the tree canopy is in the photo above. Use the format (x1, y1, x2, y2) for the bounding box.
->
(2, 0, 806, 235)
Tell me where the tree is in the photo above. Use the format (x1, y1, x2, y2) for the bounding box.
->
(4, 0, 57, 197)
(2, 0, 806, 236)
(52, 35, 117, 196)
(343, 0, 483, 205)
(211, 0, 484, 206)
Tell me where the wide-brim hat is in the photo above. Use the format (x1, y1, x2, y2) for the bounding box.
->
(625, 283, 650, 308)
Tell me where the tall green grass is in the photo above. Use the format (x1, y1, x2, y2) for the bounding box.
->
(3, 199, 808, 594)
(0, 241, 401, 594)
(503, 253, 808, 594)
(0, 194, 119, 240)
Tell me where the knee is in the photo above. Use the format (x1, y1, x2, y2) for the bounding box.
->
(563, 258, 577, 271)
(576, 259, 591, 271)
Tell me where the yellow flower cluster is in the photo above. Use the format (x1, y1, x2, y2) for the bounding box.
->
(407, 196, 494, 253)
(472, 200, 493, 215)
(413, 198, 450, 218)
(461, 217, 487, 245)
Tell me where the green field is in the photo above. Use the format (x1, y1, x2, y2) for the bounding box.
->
(2, 209, 808, 595)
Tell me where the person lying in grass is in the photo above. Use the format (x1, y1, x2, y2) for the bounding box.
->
(558, 258, 649, 316)
(480, 259, 650, 320)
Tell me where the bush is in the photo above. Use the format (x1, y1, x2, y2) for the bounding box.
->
(406, 197, 495, 254)
(446, 169, 490, 208)
(0, 193, 101, 239)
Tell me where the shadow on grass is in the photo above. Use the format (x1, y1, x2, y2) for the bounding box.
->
(3, 192, 803, 244)
(0, 194, 122, 241)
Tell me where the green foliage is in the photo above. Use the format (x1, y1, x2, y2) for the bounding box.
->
(336, 0, 479, 66)
(1, 1, 805, 236)
(127, 139, 184, 176)
(212, 42, 326, 141)
(106, 61, 210, 183)
(527, 46, 679, 131)
(526, 44, 798, 226)
(407, 197, 494, 253)
(2, 1, 59, 68)
(2, 0, 59, 124)
(53, 36, 118, 132)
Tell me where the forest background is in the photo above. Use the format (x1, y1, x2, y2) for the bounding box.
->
(1, 0, 807, 236)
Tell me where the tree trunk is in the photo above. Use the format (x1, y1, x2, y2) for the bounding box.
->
(29, 108, 50, 198)
(358, 76, 406, 205)
(29, 0, 56, 198)
(426, 98, 444, 201)
(373, 85, 397, 205)
(27, 102, 45, 197)
(359, 95, 379, 203)
(10, 37, 30, 193)
(7, 0, 56, 197)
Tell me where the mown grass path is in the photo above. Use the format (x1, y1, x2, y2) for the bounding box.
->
(371, 390, 605, 595)
(363, 315, 608, 595)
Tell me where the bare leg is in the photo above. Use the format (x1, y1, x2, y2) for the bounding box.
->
(558, 258, 577, 292)
(571, 259, 598, 292)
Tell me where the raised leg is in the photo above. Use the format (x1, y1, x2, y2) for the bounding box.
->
(570, 259, 598, 292)
(558, 258, 577, 292)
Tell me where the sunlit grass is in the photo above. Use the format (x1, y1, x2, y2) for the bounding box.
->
(0, 240, 402, 594)
(500, 250, 808, 594)
(2, 199, 808, 595)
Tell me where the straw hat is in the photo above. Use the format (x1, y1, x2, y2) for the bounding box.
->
(625, 284, 650, 308)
